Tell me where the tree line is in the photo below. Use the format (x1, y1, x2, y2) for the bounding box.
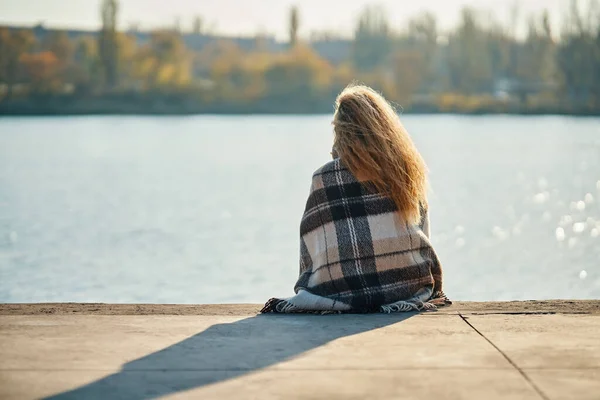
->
(0, 0, 599, 115)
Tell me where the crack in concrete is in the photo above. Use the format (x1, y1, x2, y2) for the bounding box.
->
(467, 312, 558, 315)
(458, 312, 550, 400)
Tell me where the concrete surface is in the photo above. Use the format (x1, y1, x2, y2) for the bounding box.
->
(2, 300, 599, 315)
(0, 301, 599, 400)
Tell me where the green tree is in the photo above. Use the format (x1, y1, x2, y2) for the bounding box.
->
(116, 33, 137, 86)
(485, 22, 511, 83)
(405, 12, 438, 93)
(352, 6, 392, 72)
(289, 6, 299, 48)
(446, 8, 494, 94)
(193, 16, 203, 35)
(73, 36, 101, 93)
(512, 12, 556, 102)
(556, 0, 600, 105)
(173, 17, 182, 34)
(98, 0, 119, 88)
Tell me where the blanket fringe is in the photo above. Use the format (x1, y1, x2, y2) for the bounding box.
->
(260, 298, 283, 313)
(261, 292, 451, 314)
(261, 298, 343, 315)
(380, 299, 439, 313)
(276, 300, 299, 313)
(380, 302, 419, 313)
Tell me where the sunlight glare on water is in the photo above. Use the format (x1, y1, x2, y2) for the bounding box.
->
(555, 227, 566, 242)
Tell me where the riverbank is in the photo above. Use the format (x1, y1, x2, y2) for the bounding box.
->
(1, 301, 599, 399)
(1, 95, 599, 116)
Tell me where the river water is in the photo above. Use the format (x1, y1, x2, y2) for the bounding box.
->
(1, 115, 599, 303)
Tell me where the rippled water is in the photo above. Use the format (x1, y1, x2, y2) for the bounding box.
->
(1, 115, 599, 303)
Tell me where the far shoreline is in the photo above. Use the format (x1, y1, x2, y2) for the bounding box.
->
(2, 109, 599, 118)
(2, 94, 599, 118)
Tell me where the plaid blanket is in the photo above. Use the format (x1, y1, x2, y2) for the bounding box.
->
(262, 159, 450, 314)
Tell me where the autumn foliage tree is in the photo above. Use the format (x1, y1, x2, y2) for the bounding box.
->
(0, 28, 36, 97)
(0, 0, 599, 114)
(19, 51, 60, 93)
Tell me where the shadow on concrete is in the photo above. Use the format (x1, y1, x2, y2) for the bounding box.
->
(45, 313, 413, 400)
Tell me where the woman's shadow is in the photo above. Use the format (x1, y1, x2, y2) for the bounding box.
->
(46, 312, 414, 400)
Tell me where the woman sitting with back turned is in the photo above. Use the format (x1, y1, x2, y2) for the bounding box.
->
(262, 84, 450, 314)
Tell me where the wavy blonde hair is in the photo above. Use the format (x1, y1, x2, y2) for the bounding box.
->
(332, 84, 428, 224)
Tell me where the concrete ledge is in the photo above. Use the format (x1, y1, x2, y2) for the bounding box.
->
(1, 300, 599, 315)
(2, 301, 599, 399)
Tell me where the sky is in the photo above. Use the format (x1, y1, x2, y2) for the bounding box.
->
(0, 0, 577, 40)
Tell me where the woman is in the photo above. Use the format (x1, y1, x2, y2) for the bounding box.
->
(262, 85, 450, 314)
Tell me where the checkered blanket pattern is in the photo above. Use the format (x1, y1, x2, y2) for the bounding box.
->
(262, 159, 449, 313)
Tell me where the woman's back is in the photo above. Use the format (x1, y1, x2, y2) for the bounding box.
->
(262, 84, 450, 313)
(294, 158, 442, 312)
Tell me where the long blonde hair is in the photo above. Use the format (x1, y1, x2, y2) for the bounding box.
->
(332, 84, 428, 224)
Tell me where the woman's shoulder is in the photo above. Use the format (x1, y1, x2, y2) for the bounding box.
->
(311, 158, 346, 178)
